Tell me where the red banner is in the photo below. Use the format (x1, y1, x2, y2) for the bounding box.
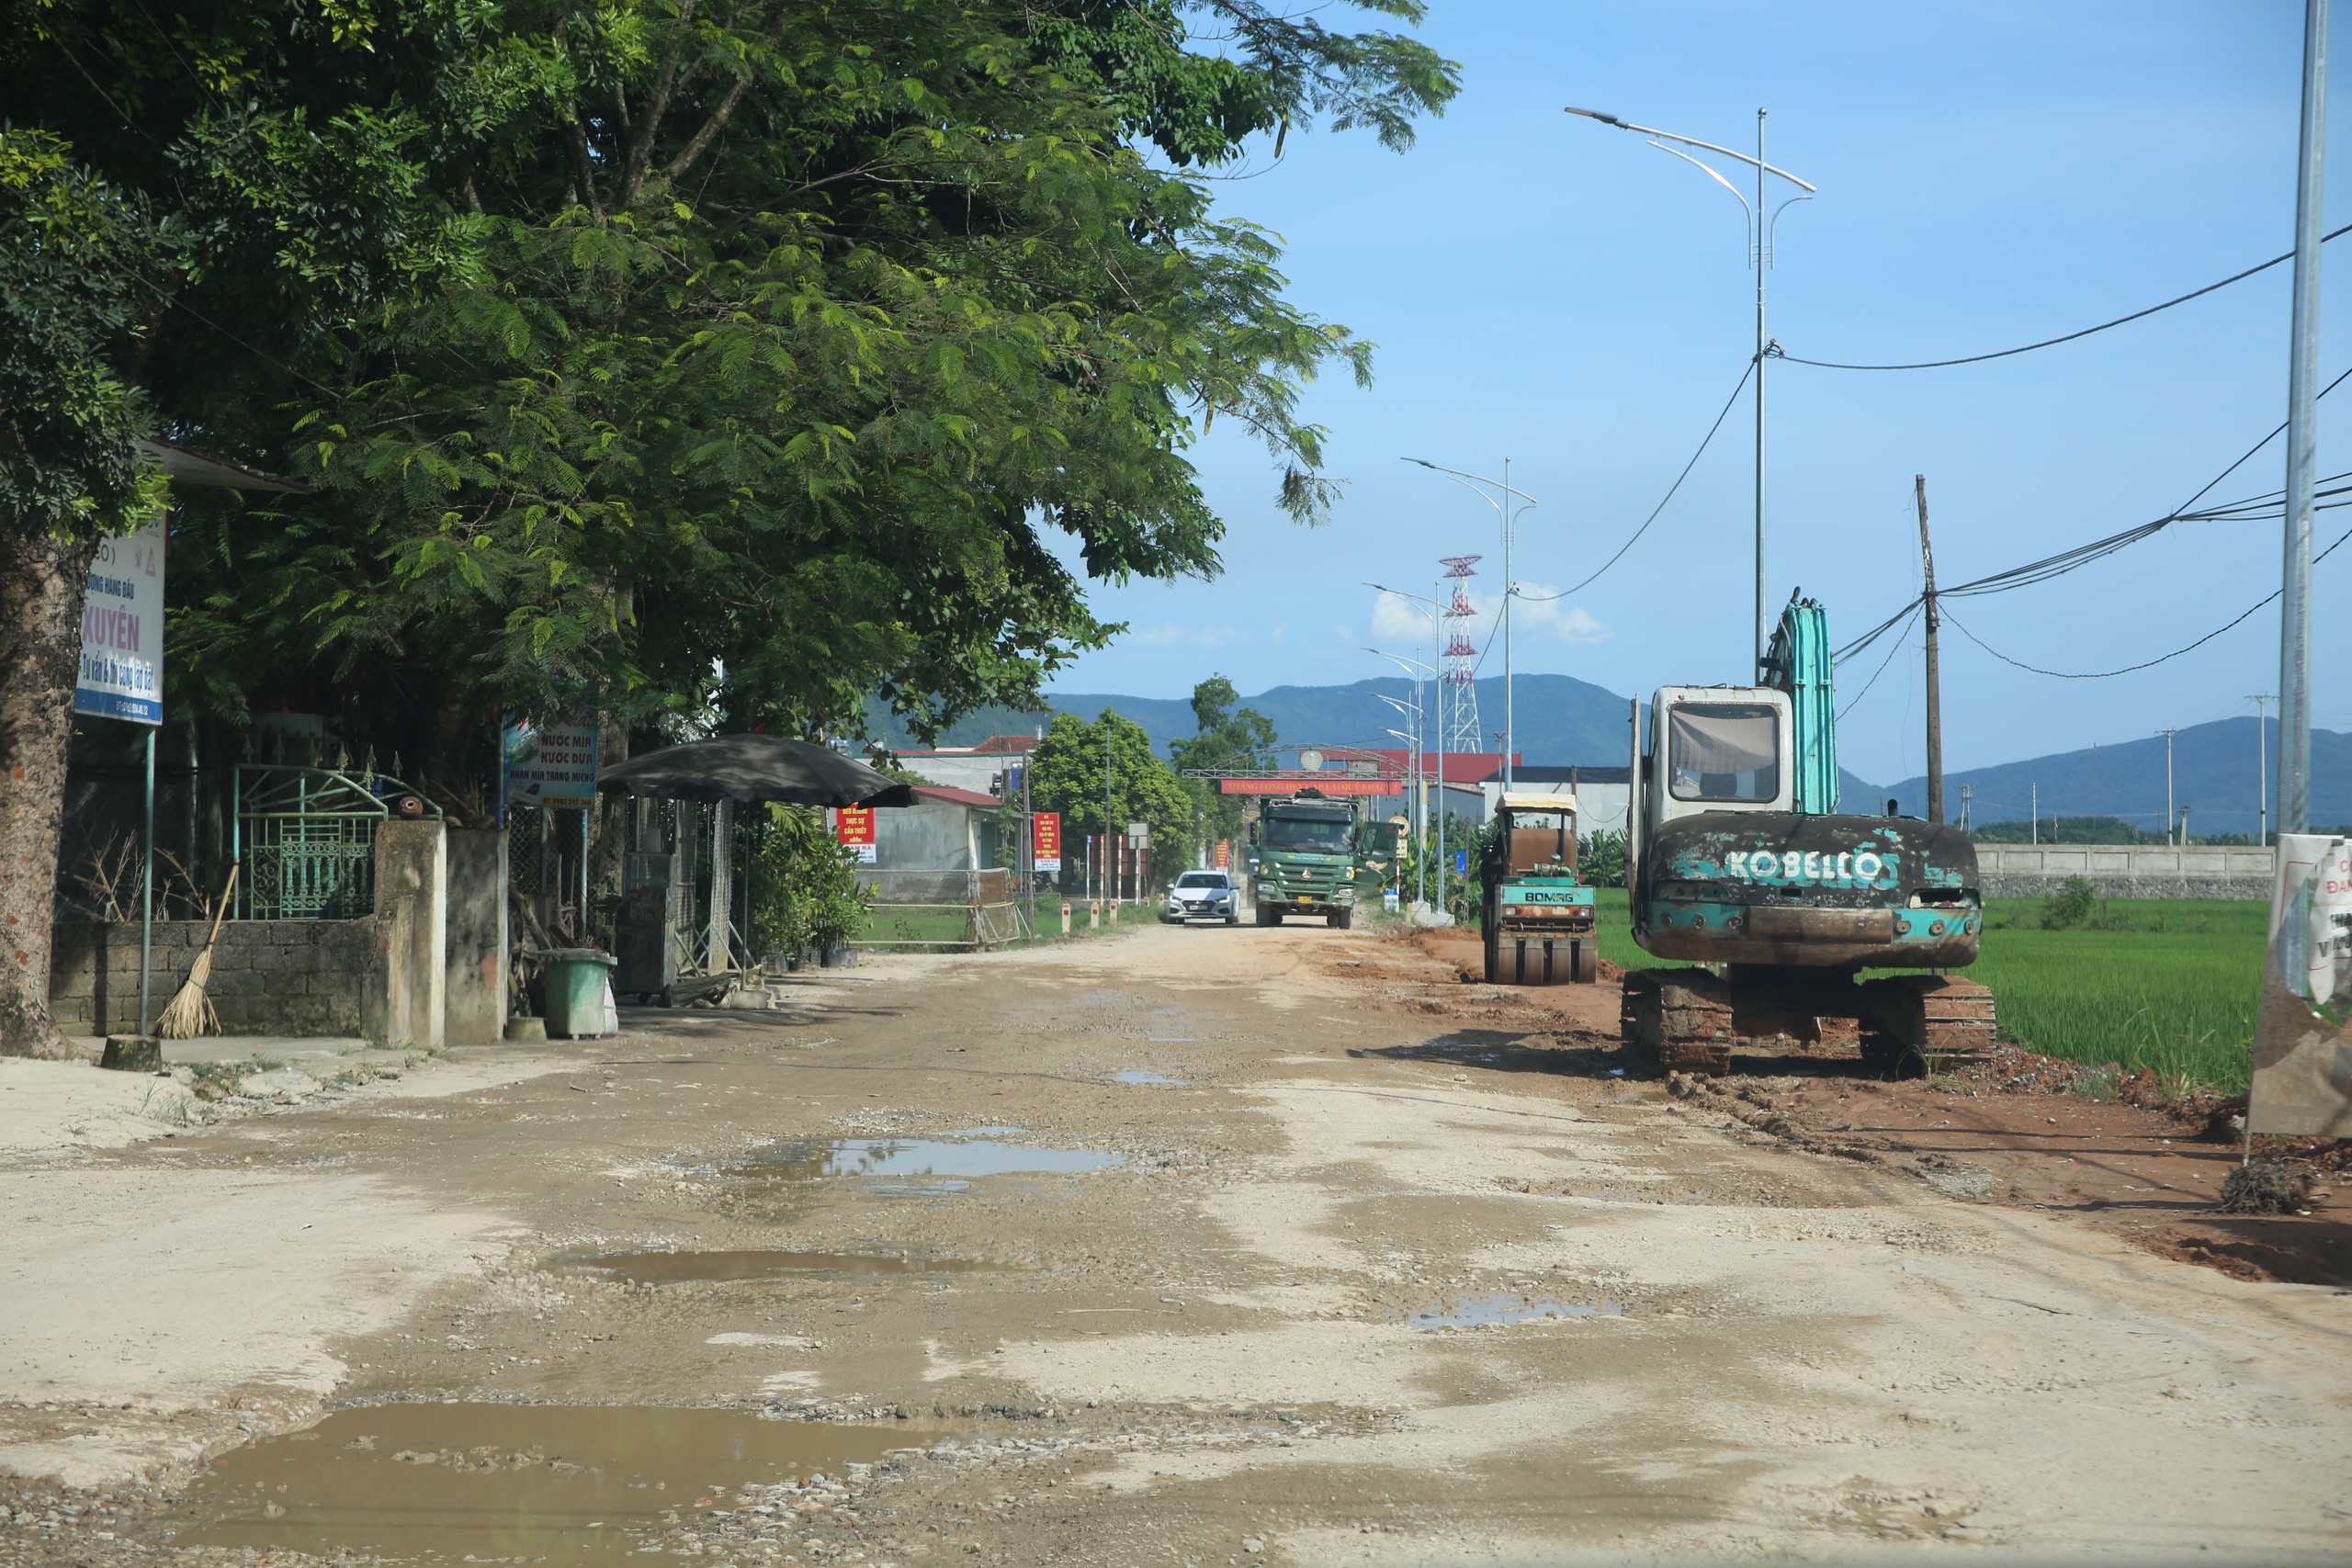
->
(1217, 778, 1396, 795)
(1215, 839, 1230, 869)
(1032, 811, 1061, 859)
(835, 806, 876, 846)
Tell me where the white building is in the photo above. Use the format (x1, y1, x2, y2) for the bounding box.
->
(1479, 765, 1631, 838)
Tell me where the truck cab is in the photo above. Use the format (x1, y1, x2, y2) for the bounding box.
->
(1480, 794, 1598, 984)
(1250, 791, 1360, 928)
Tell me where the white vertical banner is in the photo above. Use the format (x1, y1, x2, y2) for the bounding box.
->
(2250, 835, 2352, 1135)
(75, 510, 166, 725)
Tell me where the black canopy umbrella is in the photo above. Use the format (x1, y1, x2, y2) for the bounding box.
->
(597, 734, 917, 807)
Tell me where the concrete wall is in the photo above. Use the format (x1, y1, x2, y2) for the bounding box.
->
(51, 918, 381, 1037)
(1973, 843, 2275, 900)
(876, 801, 980, 869)
(443, 828, 508, 1044)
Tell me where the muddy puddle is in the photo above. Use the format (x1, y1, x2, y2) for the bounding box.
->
(731, 1130, 1122, 1195)
(565, 1248, 1021, 1284)
(1105, 1070, 1185, 1086)
(168, 1404, 910, 1563)
(1411, 1293, 1623, 1329)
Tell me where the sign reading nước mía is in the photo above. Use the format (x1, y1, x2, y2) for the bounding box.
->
(74, 511, 166, 726)
(504, 716, 599, 810)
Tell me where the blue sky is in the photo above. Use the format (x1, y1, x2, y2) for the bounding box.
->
(1043, 1, 2352, 786)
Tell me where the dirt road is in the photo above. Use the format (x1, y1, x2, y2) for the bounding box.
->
(4, 919, 2349, 1564)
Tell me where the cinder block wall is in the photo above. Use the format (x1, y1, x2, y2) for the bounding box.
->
(51, 919, 382, 1037)
(1973, 844, 2274, 902)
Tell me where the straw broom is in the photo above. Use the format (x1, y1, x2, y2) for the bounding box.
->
(158, 865, 237, 1040)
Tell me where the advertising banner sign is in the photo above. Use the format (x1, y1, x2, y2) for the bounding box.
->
(837, 805, 878, 864)
(504, 716, 600, 809)
(2250, 834, 2352, 1135)
(74, 510, 166, 725)
(1033, 811, 1062, 873)
(1215, 840, 1230, 870)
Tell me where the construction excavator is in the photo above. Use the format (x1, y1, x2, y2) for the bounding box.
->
(1619, 598, 1998, 1076)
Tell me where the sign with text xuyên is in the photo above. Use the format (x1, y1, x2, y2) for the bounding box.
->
(837, 805, 878, 864)
(74, 511, 165, 726)
(1032, 811, 1062, 873)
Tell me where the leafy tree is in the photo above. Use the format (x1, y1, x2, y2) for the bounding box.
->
(1577, 829, 1626, 888)
(1168, 673, 1275, 852)
(0, 0, 480, 1054)
(1028, 710, 1193, 887)
(2, 0, 1454, 1053)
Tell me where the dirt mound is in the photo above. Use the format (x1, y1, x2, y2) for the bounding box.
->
(2219, 1156, 2312, 1215)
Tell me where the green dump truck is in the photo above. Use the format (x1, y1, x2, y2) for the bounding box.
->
(1249, 790, 1362, 929)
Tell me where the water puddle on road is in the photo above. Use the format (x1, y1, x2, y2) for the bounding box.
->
(1105, 1070, 1185, 1086)
(731, 1131, 1122, 1196)
(170, 1404, 905, 1563)
(565, 1248, 1021, 1284)
(1411, 1294, 1623, 1329)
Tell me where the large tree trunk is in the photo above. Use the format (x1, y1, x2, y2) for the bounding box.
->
(0, 528, 101, 1057)
(586, 705, 629, 948)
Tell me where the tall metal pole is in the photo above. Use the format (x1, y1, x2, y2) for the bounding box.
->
(2250, 694, 2273, 845)
(2283, 0, 2329, 837)
(1502, 456, 1514, 788)
(1420, 576, 1439, 921)
(2158, 728, 2177, 847)
(1755, 108, 1770, 681)
(139, 727, 155, 1040)
(1916, 476, 1944, 826)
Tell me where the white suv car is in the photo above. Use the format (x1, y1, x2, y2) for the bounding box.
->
(1163, 870, 1239, 925)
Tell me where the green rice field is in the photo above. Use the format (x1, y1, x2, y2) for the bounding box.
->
(1586, 889, 2265, 1091)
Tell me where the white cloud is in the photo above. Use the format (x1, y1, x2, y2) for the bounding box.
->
(1125, 622, 1253, 649)
(1364, 585, 1611, 651)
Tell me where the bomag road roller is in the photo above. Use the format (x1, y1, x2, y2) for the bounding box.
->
(1620, 598, 1996, 1076)
(1480, 794, 1599, 985)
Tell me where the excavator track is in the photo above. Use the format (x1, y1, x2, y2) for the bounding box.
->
(1619, 969, 1736, 1077)
(1859, 975, 2000, 1076)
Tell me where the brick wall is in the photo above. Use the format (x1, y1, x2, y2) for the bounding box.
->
(51, 919, 383, 1038)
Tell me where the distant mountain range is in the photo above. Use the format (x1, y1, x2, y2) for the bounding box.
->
(1883, 716, 2352, 839)
(870, 686, 2350, 837)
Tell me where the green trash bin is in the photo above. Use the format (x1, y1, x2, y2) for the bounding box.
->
(538, 948, 617, 1039)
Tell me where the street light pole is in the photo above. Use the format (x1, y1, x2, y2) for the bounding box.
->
(1566, 105, 1815, 679)
(2281, 0, 2329, 838)
(1401, 460, 1537, 785)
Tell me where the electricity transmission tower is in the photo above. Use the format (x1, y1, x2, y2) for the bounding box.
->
(1440, 556, 1483, 756)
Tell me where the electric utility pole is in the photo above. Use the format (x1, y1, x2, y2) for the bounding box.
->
(1916, 475, 1944, 826)
(2281, 0, 2329, 837)
(2250, 694, 2274, 846)
(2157, 728, 2177, 846)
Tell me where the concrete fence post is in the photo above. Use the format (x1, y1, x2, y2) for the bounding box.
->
(374, 819, 447, 1048)
(443, 828, 509, 1044)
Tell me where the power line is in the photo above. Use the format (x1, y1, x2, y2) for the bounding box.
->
(1780, 220, 2352, 371)
(1939, 517, 2352, 680)
(1832, 363, 2352, 662)
(1834, 603, 1918, 719)
(1515, 357, 1755, 603)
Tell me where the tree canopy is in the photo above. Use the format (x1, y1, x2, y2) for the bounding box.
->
(1029, 709, 1193, 872)
(144, 0, 1458, 779)
(1168, 672, 1275, 848)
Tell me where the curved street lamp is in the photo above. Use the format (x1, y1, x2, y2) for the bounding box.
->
(1566, 105, 1817, 679)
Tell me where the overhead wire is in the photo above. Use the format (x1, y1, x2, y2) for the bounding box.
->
(1939, 517, 2352, 681)
(1514, 356, 1756, 603)
(1831, 362, 2352, 665)
(1780, 220, 2352, 371)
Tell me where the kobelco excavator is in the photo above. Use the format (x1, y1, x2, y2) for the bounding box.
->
(1620, 598, 1997, 1075)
